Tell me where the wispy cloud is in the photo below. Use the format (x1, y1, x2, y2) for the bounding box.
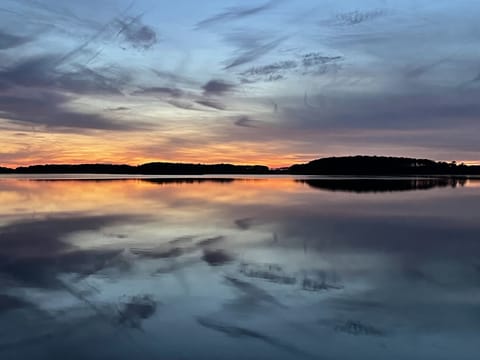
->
(0, 55, 129, 95)
(166, 99, 198, 111)
(332, 9, 387, 26)
(0, 91, 144, 131)
(301, 53, 343, 67)
(234, 116, 259, 128)
(105, 106, 129, 112)
(202, 79, 235, 96)
(196, 0, 279, 29)
(240, 60, 297, 82)
(238, 53, 342, 82)
(114, 14, 158, 50)
(196, 99, 226, 111)
(0, 30, 32, 49)
(133, 86, 183, 98)
(405, 58, 449, 79)
(224, 34, 287, 70)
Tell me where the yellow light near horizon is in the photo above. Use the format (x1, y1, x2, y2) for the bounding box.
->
(0, 129, 311, 168)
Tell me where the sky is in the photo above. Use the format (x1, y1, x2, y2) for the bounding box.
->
(1, 0, 480, 168)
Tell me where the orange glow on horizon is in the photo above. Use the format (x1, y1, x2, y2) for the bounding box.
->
(2, 129, 479, 170)
(1, 153, 308, 169)
(0, 129, 315, 169)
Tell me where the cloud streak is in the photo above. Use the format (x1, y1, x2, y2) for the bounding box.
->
(332, 9, 387, 26)
(196, 0, 279, 29)
(202, 79, 235, 96)
(0, 30, 31, 49)
(114, 14, 158, 50)
(0, 91, 143, 131)
(224, 34, 287, 70)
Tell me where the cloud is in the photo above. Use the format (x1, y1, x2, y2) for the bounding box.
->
(131, 80, 232, 112)
(195, 99, 226, 110)
(115, 15, 158, 50)
(167, 99, 198, 111)
(301, 53, 343, 67)
(151, 69, 201, 87)
(53, 11, 120, 67)
(105, 106, 129, 112)
(196, 0, 279, 29)
(0, 54, 145, 131)
(0, 91, 143, 131)
(405, 59, 449, 79)
(57, 65, 130, 95)
(279, 88, 480, 132)
(0, 55, 129, 95)
(239, 53, 342, 82)
(333, 9, 387, 26)
(0, 55, 55, 88)
(0, 30, 31, 49)
(223, 33, 287, 70)
(240, 60, 297, 82)
(234, 116, 258, 128)
(242, 60, 298, 76)
(299, 52, 343, 76)
(48, 4, 156, 66)
(133, 86, 183, 98)
(202, 79, 235, 96)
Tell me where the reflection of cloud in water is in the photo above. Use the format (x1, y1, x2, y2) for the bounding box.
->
(131, 246, 184, 259)
(197, 235, 225, 247)
(196, 317, 314, 358)
(223, 276, 286, 311)
(0, 294, 31, 313)
(0, 214, 140, 289)
(238, 263, 343, 293)
(234, 217, 255, 230)
(239, 263, 296, 285)
(202, 249, 234, 266)
(334, 320, 386, 337)
(117, 295, 157, 330)
(168, 235, 196, 245)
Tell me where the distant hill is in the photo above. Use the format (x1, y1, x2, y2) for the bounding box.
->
(288, 156, 480, 175)
(0, 166, 13, 174)
(1, 156, 480, 175)
(12, 162, 270, 175)
(137, 162, 269, 175)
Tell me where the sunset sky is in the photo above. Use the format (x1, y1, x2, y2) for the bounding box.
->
(1, 0, 480, 168)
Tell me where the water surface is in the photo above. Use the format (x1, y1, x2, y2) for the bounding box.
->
(1, 176, 479, 359)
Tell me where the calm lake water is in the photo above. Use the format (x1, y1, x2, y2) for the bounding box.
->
(1, 176, 479, 360)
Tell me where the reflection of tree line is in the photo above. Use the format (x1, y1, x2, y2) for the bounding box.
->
(25, 178, 237, 184)
(16, 176, 476, 194)
(298, 177, 468, 193)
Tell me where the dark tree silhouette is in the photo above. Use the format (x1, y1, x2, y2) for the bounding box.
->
(1, 156, 480, 175)
(288, 156, 480, 175)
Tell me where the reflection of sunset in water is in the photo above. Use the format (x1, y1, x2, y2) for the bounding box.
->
(1, 176, 480, 360)
(0, 178, 296, 216)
